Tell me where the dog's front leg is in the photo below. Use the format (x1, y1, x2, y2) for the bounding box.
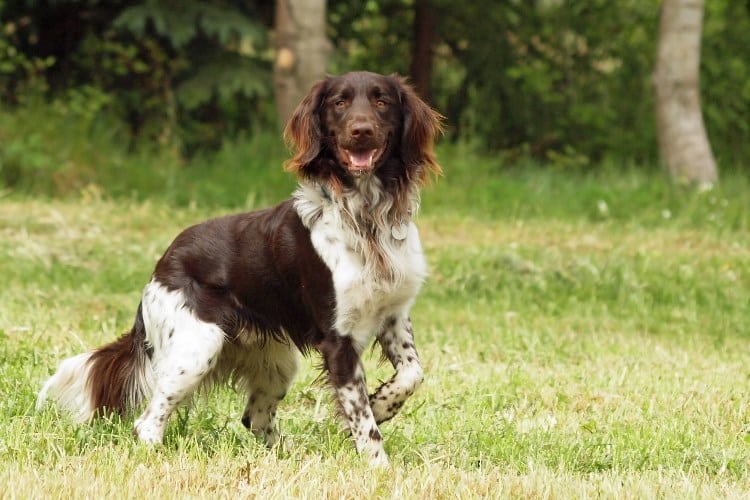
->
(370, 316, 424, 424)
(321, 335, 388, 467)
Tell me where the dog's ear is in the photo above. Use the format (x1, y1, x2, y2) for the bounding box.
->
(283, 78, 329, 174)
(393, 75, 444, 184)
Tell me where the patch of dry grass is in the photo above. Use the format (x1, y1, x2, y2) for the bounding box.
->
(1, 197, 749, 498)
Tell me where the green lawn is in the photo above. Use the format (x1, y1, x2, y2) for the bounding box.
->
(1, 166, 749, 497)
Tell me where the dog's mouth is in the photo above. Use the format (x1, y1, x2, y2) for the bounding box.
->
(339, 145, 386, 175)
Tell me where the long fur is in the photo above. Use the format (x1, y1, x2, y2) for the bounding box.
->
(37, 71, 443, 466)
(37, 305, 154, 421)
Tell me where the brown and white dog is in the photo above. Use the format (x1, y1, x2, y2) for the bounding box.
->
(37, 71, 443, 466)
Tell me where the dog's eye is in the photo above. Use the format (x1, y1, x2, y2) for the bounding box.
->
(335, 100, 346, 108)
(376, 99, 387, 108)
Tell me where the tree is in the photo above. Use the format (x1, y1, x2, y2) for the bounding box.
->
(409, 0, 437, 101)
(273, 0, 331, 127)
(653, 0, 718, 185)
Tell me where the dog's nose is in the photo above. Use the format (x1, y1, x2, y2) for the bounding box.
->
(350, 121, 375, 138)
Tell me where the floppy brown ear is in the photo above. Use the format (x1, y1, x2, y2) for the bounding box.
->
(283, 78, 329, 174)
(395, 76, 444, 184)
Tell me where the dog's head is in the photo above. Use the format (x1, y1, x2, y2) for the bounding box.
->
(284, 71, 443, 186)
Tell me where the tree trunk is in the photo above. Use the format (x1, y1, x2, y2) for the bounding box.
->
(653, 0, 718, 185)
(409, 0, 437, 102)
(274, 0, 331, 127)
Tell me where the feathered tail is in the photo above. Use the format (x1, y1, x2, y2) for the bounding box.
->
(37, 303, 154, 422)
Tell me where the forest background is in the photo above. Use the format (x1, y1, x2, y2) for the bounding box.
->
(1, 0, 749, 194)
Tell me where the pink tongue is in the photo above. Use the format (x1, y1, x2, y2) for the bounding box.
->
(348, 150, 375, 169)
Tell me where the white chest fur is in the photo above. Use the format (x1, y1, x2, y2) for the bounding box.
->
(294, 181, 427, 352)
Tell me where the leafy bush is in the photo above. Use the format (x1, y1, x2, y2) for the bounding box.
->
(702, 1, 750, 167)
(1, 0, 274, 154)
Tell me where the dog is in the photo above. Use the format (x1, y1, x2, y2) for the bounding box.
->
(37, 71, 443, 467)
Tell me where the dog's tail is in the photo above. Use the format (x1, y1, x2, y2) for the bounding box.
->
(37, 303, 154, 422)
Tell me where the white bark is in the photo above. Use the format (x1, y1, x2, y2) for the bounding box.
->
(653, 0, 718, 185)
(274, 0, 331, 127)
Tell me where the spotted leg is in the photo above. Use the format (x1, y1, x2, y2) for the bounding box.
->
(134, 305, 225, 444)
(240, 340, 299, 447)
(321, 335, 388, 467)
(370, 316, 424, 424)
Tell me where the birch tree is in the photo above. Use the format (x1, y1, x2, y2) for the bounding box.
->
(653, 0, 718, 185)
(274, 0, 331, 127)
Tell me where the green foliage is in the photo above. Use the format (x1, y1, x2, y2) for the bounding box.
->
(702, 0, 750, 167)
(1, 0, 274, 153)
(434, 1, 662, 164)
(108, 0, 273, 151)
(0, 86, 126, 193)
(72, 32, 184, 146)
(115, 1, 265, 48)
(0, 15, 53, 102)
(114, 0, 271, 116)
(328, 0, 413, 75)
(0, 90, 293, 202)
(327, 0, 664, 164)
(2, 0, 750, 175)
(328, 0, 750, 170)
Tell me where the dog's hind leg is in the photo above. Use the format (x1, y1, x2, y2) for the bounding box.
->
(134, 282, 225, 444)
(369, 316, 424, 424)
(239, 339, 299, 447)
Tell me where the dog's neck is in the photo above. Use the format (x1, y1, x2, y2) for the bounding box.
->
(293, 174, 420, 282)
(295, 171, 419, 231)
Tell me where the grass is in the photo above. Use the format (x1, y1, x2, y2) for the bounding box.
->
(1, 153, 750, 497)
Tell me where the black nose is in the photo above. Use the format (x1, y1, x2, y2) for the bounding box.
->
(350, 121, 374, 138)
